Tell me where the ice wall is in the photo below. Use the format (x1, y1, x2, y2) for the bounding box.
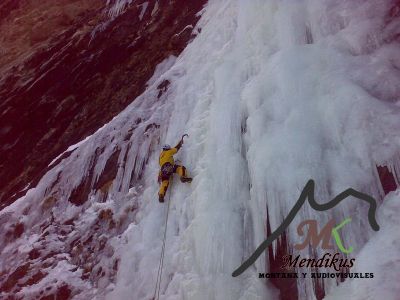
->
(324, 190, 400, 300)
(2, 0, 400, 299)
(105, 0, 400, 298)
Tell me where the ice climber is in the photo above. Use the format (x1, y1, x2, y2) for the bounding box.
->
(158, 134, 192, 202)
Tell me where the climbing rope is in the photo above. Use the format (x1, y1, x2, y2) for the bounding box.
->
(153, 188, 172, 300)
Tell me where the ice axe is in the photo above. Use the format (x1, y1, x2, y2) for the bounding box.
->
(180, 134, 189, 146)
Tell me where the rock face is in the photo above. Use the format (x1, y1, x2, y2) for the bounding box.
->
(0, 0, 206, 209)
(0, 0, 205, 298)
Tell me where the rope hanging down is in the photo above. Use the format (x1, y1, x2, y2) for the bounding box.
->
(153, 190, 172, 300)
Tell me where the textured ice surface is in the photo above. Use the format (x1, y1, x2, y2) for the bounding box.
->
(2, 0, 400, 299)
(324, 190, 400, 300)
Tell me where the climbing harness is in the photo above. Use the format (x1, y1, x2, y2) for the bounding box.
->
(161, 163, 174, 178)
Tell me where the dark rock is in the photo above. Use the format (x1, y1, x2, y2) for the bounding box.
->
(56, 284, 72, 299)
(23, 270, 47, 286)
(157, 79, 171, 98)
(377, 165, 397, 195)
(0, 0, 207, 209)
(266, 206, 300, 300)
(1, 263, 30, 292)
(93, 147, 121, 193)
(28, 248, 41, 260)
(13, 222, 24, 238)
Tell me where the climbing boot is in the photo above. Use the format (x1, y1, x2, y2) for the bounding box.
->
(159, 194, 164, 203)
(181, 177, 192, 183)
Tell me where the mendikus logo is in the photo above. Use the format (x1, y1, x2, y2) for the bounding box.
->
(280, 217, 355, 274)
(232, 179, 379, 277)
(294, 217, 353, 254)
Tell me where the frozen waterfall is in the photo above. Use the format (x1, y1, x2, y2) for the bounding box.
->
(2, 0, 400, 299)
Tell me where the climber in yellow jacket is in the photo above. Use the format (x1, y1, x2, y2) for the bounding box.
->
(158, 134, 192, 202)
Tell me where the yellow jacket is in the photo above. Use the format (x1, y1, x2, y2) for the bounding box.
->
(159, 148, 178, 167)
